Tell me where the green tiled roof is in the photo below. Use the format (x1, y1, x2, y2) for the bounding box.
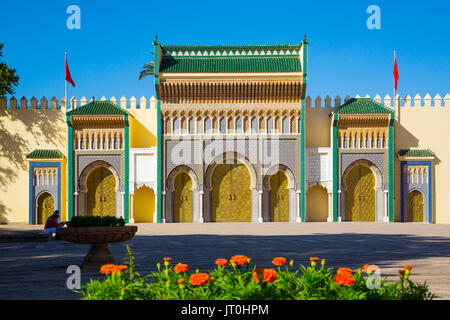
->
(159, 56, 302, 73)
(26, 149, 64, 159)
(66, 101, 129, 116)
(399, 149, 435, 157)
(158, 43, 303, 73)
(334, 98, 394, 114)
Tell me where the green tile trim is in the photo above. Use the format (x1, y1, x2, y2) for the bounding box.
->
(66, 115, 73, 221)
(398, 149, 435, 157)
(332, 114, 339, 222)
(26, 149, 64, 159)
(162, 44, 302, 52)
(388, 113, 394, 222)
(124, 114, 130, 222)
(300, 38, 308, 222)
(66, 101, 129, 116)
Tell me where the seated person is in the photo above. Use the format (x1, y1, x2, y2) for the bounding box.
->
(44, 211, 65, 237)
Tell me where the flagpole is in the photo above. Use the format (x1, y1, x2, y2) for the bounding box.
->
(65, 51, 68, 108)
(393, 50, 396, 108)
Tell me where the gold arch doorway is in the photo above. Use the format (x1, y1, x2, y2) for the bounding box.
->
(269, 171, 289, 222)
(37, 192, 54, 224)
(134, 186, 155, 222)
(86, 166, 116, 217)
(307, 185, 328, 222)
(407, 190, 423, 222)
(346, 164, 375, 221)
(211, 160, 251, 222)
(173, 172, 193, 222)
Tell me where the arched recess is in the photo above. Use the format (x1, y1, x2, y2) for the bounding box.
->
(204, 152, 257, 190)
(307, 185, 328, 222)
(79, 160, 121, 193)
(133, 185, 155, 223)
(407, 190, 424, 222)
(37, 192, 54, 224)
(342, 159, 383, 191)
(344, 163, 376, 221)
(166, 165, 199, 192)
(263, 164, 295, 190)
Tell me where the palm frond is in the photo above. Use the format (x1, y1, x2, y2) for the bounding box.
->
(138, 61, 155, 81)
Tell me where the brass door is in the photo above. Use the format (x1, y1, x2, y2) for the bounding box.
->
(87, 167, 116, 217)
(407, 190, 423, 222)
(211, 162, 251, 222)
(37, 193, 54, 224)
(270, 171, 289, 222)
(346, 165, 375, 221)
(173, 172, 193, 222)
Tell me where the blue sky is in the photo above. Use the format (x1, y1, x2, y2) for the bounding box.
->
(1, 0, 449, 101)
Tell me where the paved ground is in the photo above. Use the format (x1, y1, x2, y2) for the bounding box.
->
(1, 222, 450, 300)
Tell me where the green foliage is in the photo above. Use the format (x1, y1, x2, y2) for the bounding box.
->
(0, 43, 20, 99)
(76, 249, 437, 300)
(67, 216, 126, 227)
(138, 61, 155, 81)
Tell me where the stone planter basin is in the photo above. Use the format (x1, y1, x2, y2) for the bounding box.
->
(58, 226, 137, 271)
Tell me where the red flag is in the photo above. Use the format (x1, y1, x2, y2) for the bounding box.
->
(65, 54, 76, 88)
(393, 54, 399, 91)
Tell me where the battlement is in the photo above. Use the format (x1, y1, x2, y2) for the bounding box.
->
(305, 93, 450, 109)
(0, 96, 157, 110)
(1, 94, 449, 110)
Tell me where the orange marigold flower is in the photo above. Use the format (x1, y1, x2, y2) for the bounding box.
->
(230, 255, 249, 267)
(333, 274, 355, 286)
(272, 257, 287, 266)
(178, 278, 185, 284)
(398, 269, 406, 276)
(100, 264, 127, 274)
(337, 267, 352, 276)
(404, 265, 413, 271)
(163, 257, 172, 262)
(363, 264, 370, 270)
(173, 263, 189, 274)
(252, 268, 277, 283)
(189, 273, 210, 286)
(215, 258, 228, 267)
(309, 257, 319, 262)
(100, 264, 116, 274)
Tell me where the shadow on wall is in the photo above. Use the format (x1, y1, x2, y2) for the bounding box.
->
(0, 106, 66, 223)
(131, 118, 156, 148)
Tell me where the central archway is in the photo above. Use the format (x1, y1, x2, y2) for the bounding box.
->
(345, 164, 375, 221)
(211, 159, 251, 222)
(86, 166, 116, 217)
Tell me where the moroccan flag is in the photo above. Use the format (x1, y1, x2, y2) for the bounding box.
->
(65, 54, 76, 88)
(393, 52, 399, 91)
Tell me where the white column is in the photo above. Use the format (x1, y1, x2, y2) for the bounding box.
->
(337, 190, 342, 222)
(199, 190, 204, 223)
(129, 193, 134, 223)
(121, 192, 125, 219)
(327, 192, 333, 222)
(161, 191, 166, 223)
(74, 192, 78, 217)
(383, 190, 389, 222)
(296, 190, 301, 222)
(258, 190, 263, 222)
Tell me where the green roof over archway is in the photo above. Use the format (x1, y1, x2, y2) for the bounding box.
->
(334, 98, 394, 115)
(66, 101, 129, 116)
